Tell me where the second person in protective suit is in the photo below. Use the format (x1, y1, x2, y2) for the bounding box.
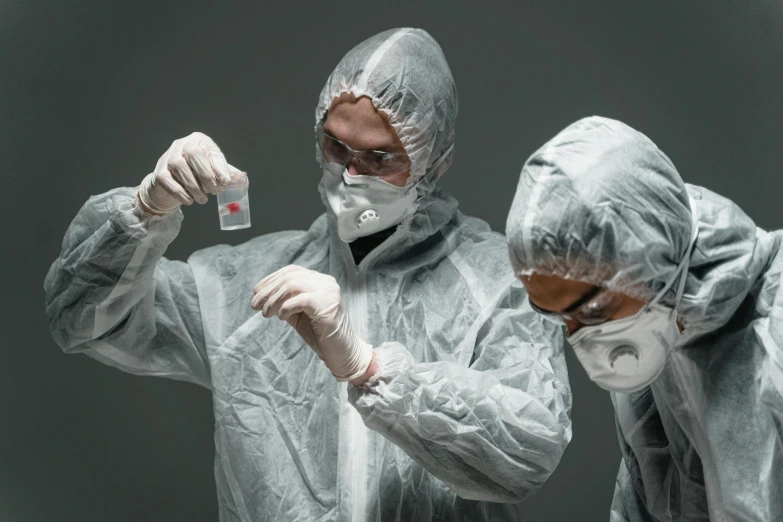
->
(45, 28, 573, 521)
(506, 116, 783, 521)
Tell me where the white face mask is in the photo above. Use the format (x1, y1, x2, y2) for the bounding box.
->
(321, 163, 422, 243)
(566, 197, 699, 393)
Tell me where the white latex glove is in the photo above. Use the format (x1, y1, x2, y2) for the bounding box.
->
(251, 265, 374, 382)
(138, 132, 241, 215)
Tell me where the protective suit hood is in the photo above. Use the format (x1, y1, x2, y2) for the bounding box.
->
(506, 116, 777, 336)
(315, 28, 459, 256)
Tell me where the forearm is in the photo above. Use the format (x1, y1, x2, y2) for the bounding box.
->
(349, 342, 571, 503)
(45, 187, 182, 350)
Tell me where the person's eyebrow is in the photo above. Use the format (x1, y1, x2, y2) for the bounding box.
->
(561, 286, 604, 314)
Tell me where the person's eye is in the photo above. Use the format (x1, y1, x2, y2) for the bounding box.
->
(377, 152, 395, 163)
(581, 302, 606, 318)
(579, 292, 623, 320)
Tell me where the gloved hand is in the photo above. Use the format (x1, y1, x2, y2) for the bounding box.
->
(138, 132, 241, 215)
(251, 265, 374, 382)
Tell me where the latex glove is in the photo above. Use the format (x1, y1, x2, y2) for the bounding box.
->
(138, 132, 241, 215)
(251, 265, 374, 382)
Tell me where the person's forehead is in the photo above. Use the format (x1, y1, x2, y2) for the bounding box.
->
(323, 95, 402, 151)
(522, 273, 598, 312)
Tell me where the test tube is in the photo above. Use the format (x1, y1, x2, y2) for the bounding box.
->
(217, 171, 251, 230)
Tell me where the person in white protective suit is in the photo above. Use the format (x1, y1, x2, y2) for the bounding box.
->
(506, 116, 783, 522)
(45, 28, 573, 521)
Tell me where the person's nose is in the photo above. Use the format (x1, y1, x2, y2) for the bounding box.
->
(346, 159, 365, 176)
(565, 318, 582, 336)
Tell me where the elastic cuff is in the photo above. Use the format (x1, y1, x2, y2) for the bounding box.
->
(360, 342, 412, 388)
(362, 350, 384, 388)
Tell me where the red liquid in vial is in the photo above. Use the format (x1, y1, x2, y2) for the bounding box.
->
(226, 202, 241, 214)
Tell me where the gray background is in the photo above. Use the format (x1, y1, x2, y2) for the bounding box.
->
(2, 0, 782, 520)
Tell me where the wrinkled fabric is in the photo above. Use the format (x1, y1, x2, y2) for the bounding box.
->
(44, 28, 572, 522)
(507, 116, 783, 521)
(506, 117, 692, 303)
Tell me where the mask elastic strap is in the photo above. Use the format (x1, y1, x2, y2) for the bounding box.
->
(649, 195, 699, 310)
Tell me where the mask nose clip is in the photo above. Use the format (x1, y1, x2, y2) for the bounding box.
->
(344, 178, 370, 189)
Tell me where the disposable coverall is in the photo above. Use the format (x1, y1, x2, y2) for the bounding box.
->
(506, 116, 783, 521)
(45, 28, 572, 521)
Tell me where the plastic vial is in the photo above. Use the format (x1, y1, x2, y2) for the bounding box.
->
(217, 171, 251, 230)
